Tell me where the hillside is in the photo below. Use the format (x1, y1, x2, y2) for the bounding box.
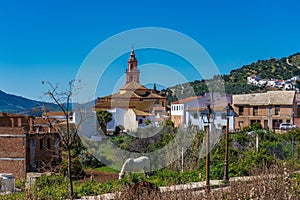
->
(162, 53, 300, 103)
(223, 52, 300, 83)
(0, 90, 58, 115)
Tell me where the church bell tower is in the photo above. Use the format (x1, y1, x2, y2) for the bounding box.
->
(126, 48, 140, 84)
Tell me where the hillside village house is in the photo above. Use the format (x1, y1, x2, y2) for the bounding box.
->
(95, 49, 168, 132)
(0, 113, 60, 180)
(170, 93, 234, 131)
(232, 91, 297, 131)
(42, 111, 75, 124)
(247, 75, 298, 90)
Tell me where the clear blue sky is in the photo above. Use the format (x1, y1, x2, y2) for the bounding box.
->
(0, 0, 299, 100)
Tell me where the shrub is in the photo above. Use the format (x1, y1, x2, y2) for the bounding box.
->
(15, 179, 25, 190)
(30, 175, 69, 199)
(59, 157, 85, 180)
(78, 148, 104, 168)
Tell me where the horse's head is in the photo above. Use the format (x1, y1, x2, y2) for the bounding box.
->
(119, 172, 124, 180)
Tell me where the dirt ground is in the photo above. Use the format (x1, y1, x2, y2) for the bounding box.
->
(81, 169, 119, 183)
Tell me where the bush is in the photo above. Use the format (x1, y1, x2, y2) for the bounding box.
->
(78, 148, 104, 168)
(59, 158, 85, 180)
(15, 179, 25, 190)
(145, 119, 151, 126)
(30, 175, 69, 199)
(75, 180, 100, 197)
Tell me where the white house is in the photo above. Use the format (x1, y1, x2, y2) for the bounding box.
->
(170, 93, 234, 131)
(106, 108, 127, 132)
(123, 109, 154, 132)
(185, 106, 234, 131)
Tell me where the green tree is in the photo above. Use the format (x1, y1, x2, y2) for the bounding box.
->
(96, 110, 112, 134)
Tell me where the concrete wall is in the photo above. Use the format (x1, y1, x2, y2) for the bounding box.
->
(124, 109, 138, 132)
(106, 108, 126, 131)
(75, 111, 97, 138)
(171, 104, 184, 127)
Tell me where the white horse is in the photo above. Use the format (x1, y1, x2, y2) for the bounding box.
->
(119, 156, 151, 179)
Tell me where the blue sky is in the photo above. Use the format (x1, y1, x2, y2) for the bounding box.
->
(0, 0, 299, 100)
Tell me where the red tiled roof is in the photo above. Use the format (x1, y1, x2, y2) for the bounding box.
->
(172, 96, 202, 104)
(133, 109, 153, 116)
(44, 111, 72, 116)
(120, 81, 148, 91)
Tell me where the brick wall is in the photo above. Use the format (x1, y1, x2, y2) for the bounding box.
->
(233, 105, 294, 130)
(26, 133, 61, 173)
(0, 160, 25, 180)
(0, 127, 26, 180)
(294, 117, 300, 127)
(0, 114, 33, 131)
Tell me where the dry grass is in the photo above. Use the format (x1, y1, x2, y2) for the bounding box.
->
(108, 164, 300, 200)
(3, 164, 299, 199)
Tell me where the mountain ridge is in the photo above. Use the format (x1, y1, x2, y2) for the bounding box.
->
(0, 90, 58, 115)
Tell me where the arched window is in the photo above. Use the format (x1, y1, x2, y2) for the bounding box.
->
(139, 119, 143, 124)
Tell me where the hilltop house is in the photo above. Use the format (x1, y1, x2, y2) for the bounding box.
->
(95, 49, 168, 132)
(247, 75, 299, 90)
(42, 111, 75, 124)
(232, 91, 296, 131)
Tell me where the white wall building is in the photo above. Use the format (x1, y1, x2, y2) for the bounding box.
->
(170, 94, 234, 131)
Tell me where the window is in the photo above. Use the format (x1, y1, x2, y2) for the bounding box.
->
(264, 120, 268, 128)
(47, 138, 51, 149)
(40, 139, 43, 150)
(139, 119, 143, 124)
(193, 112, 199, 119)
(273, 119, 282, 129)
(253, 106, 258, 116)
(238, 106, 244, 115)
(275, 106, 280, 115)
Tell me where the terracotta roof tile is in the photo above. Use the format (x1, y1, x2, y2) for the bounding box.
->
(173, 96, 202, 104)
(120, 81, 148, 91)
(133, 109, 153, 116)
(233, 91, 295, 105)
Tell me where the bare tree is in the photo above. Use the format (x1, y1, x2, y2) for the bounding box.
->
(42, 80, 80, 200)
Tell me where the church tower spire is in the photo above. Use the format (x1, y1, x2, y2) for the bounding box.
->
(126, 48, 140, 84)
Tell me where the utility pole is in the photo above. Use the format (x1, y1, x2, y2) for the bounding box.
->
(205, 119, 210, 192)
(223, 106, 230, 182)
